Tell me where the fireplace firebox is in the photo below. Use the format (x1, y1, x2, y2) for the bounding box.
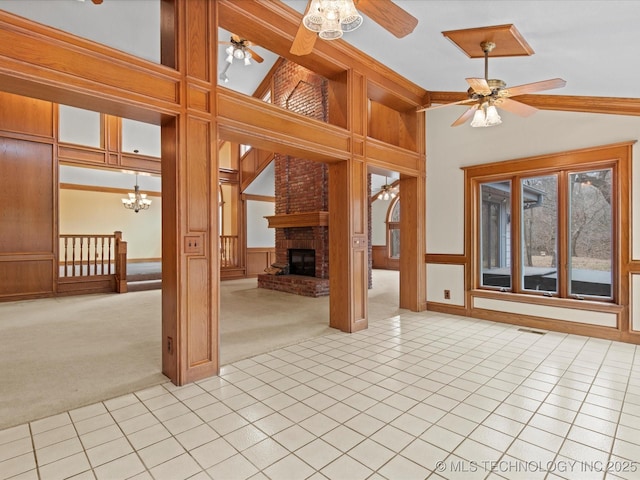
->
(289, 249, 315, 277)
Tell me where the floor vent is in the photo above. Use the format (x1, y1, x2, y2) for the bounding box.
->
(517, 328, 547, 335)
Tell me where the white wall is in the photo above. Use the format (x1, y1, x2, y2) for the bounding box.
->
(0, 0, 160, 63)
(60, 189, 162, 260)
(246, 200, 274, 248)
(425, 107, 640, 320)
(371, 199, 389, 246)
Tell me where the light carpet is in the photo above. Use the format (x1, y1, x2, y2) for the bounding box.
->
(0, 270, 401, 429)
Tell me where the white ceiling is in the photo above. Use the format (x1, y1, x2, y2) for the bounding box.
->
(281, 0, 640, 99)
(3, 0, 638, 100)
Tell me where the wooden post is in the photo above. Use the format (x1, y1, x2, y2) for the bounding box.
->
(328, 159, 368, 332)
(114, 231, 128, 293)
(399, 174, 427, 311)
(160, 0, 220, 385)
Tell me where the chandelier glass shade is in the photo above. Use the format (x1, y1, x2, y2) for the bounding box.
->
(470, 102, 502, 128)
(303, 0, 363, 40)
(122, 175, 151, 213)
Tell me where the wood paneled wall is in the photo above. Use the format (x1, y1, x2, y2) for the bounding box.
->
(0, 93, 56, 300)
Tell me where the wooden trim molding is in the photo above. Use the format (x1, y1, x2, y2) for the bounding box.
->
(426, 302, 468, 317)
(471, 288, 624, 315)
(60, 183, 161, 197)
(425, 253, 468, 264)
(242, 194, 275, 203)
(0, 10, 181, 125)
(428, 91, 640, 117)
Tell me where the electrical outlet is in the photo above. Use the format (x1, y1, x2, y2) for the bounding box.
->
(444, 290, 451, 300)
(167, 336, 173, 354)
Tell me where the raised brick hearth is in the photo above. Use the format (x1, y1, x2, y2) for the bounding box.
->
(257, 274, 329, 297)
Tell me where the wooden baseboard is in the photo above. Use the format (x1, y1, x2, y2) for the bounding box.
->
(426, 302, 468, 316)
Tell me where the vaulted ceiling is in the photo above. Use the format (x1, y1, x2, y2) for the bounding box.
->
(2, 0, 637, 102)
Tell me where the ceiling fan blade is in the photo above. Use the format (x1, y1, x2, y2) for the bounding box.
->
(501, 78, 567, 97)
(466, 78, 492, 96)
(494, 98, 538, 117)
(417, 98, 475, 113)
(451, 104, 479, 127)
(290, 0, 317, 56)
(247, 48, 264, 63)
(91, 0, 103, 3)
(356, 0, 418, 38)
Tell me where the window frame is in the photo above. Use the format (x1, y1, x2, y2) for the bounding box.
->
(387, 196, 400, 259)
(466, 143, 631, 307)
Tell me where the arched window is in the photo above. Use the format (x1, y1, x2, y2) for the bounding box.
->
(388, 197, 400, 259)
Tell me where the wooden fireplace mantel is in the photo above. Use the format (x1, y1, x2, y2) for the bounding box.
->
(265, 212, 329, 228)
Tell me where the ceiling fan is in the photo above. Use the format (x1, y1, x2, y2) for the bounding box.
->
(218, 34, 264, 83)
(418, 41, 566, 127)
(377, 178, 398, 201)
(220, 35, 265, 65)
(290, 0, 418, 56)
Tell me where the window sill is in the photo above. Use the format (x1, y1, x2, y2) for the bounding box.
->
(471, 289, 623, 314)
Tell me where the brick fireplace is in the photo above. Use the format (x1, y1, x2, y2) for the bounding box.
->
(257, 60, 331, 297)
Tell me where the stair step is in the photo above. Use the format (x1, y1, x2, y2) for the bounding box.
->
(127, 279, 162, 292)
(128, 273, 161, 282)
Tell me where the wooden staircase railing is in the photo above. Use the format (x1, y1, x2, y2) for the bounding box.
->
(220, 235, 239, 268)
(58, 231, 127, 294)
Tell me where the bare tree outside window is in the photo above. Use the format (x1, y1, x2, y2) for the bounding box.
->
(569, 169, 612, 297)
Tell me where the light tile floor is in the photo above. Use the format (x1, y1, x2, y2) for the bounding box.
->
(2, 312, 640, 480)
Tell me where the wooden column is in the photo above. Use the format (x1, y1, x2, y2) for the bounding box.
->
(399, 173, 427, 311)
(328, 158, 368, 332)
(161, 0, 219, 385)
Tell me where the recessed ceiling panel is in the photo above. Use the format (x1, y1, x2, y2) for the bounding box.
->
(442, 24, 534, 58)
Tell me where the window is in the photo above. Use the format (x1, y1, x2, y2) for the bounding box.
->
(521, 175, 557, 294)
(480, 181, 511, 289)
(388, 198, 400, 259)
(470, 151, 621, 303)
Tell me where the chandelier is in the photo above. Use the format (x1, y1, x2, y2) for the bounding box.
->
(303, 0, 363, 40)
(377, 179, 398, 201)
(470, 101, 502, 128)
(122, 174, 152, 213)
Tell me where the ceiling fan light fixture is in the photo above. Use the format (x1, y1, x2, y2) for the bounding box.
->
(339, 1, 363, 32)
(485, 105, 502, 126)
(304, 0, 362, 40)
(303, 0, 324, 32)
(470, 108, 486, 128)
(319, 17, 342, 40)
(470, 102, 502, 128)
(377, 178, 398, 201)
